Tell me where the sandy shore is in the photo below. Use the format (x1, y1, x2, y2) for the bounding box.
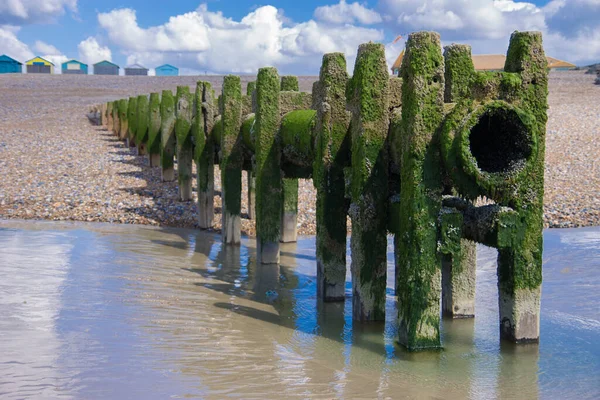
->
(0, 72, 598, 234)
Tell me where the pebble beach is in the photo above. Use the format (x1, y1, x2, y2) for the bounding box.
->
(0, 71, 598, 235)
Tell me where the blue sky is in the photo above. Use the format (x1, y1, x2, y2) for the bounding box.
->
(1, 0, 598, 74)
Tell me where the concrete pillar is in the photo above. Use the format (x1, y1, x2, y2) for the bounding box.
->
(220, 75, 243, 244)
(175, 86, 193, 201)
(148, 92, 161, 167)
(193, 81, 216, 229)
(255, 67, 281, 264)
(279, 75, 300, 243)
(160, 90, 176, 182)
(396, 32, 445, 350)
(313, 53, 351, 302)
(136, 94, 149, 157)
(347, 43, 390, 322)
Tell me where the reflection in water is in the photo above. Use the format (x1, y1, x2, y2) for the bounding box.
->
(0, 221, 599, 399)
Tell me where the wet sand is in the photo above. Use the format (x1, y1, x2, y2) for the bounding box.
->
(0, 71, 598, 234)
(0, 220, 599, 399)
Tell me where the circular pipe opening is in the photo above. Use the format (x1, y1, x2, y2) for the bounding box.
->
(468, 108, 532, 173)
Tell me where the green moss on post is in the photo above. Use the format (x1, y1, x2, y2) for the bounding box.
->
(160, 90, 176, 182)
(313, 52, 350, 302)
(255, 67, 281, 263)
(442, 43, 478, 319)
(280, 75, 300, 243)
(148, 93, 161, 167)
(347, 43, 389, 321)
(443, 44, 474, 103)
(136, 95, 149, 156)
(112, 102, 119, 137)
(396, 32, 444, 350)
(247, 81, 256, 96)
(118, 99, 128, 141)
(280, 75, 299, 92)
(497, 31, 547, 343)
(127, 97, 137, 148)
(221, 75, 243, 244)
(175, 86, 193, 201)
(194, 81, 216, 229)
(106, 102, 114, 134)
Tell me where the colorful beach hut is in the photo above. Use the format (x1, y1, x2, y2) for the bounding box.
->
(124, 63, 149, 76)
(0, 55, 22, 74)
(62, 59, 88, 75)
(155, 64, 179, 76)
(25, 57, 54, 74)
(93, 60, 119, 75)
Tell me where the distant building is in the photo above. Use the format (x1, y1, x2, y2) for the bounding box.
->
(125, 63, 149, 76)
(62, 59, 88, 75)
(155, 64, 179, 76)
(0, 54, 22, 74)
(25, 56, 54, 74)
(93, 60, 120, 76)
(391, 51, 576, 75)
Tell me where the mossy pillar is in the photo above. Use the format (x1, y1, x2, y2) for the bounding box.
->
(136, 95, 149, 157)
(246, 81, 257, 220)
(396, 32, 445, 350)
(148, 93, 161, 167)
(160, 90, 176, 182)
(106, 102, 114, 134)
(442, 44, 478, 318)
(193, 81, 215, 229)
(113, 101, 121, 137)
(255, 67, 282, 264)
(347, 43, 389, 321)
(220, 75, 243, 244)
(118, 99, 128, 142)
(280, 75, 300, 243)
(127, 97, 137, 149)
(313, 53, 350, 302)
(497, 31, 547, 343)
(175, 86, 194, 201)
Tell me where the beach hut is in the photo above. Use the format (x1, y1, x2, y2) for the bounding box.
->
(390, 50, 404, 76)
(124, 63, 149, 76)
(62, 59, 88, 75)
(93, 60, 119, 75)
(0, 55, 22, 74)
(155, 64, 179, 76)
(25, 56, 54, 74)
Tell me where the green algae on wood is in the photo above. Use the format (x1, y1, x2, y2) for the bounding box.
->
(118, 99, 128, 141)
(220, 75, 243, 244)
(160, 90, 176, 182)
(194, 81, 216, 228)
(347, 43, 389, 321)
(443, 44, 474, 103)
(126, 97, 137, 146)
(148, 93, 161, 167)
(175, 86, 194, 200)
(136, 94, 149, 156)
(280, 109, 316, 177)
(496, 31, 547, 343)
(255, 67, 281, 263)
(313, 52, 351, 302)
(396, 31, 445, 350)
(280, 75, 299, 91)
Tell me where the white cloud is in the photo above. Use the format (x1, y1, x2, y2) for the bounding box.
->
(34, 40, 61, 55)
(377, 0, 600, 65)
(314, 0, 382, 25)
(98, 4, 383, 74)
(0, 0, 77, 25)
(77, 37, 112, 65)
(0, 25, 33, 61)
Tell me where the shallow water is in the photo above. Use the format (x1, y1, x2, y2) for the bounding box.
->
(0, 220, 598, 399)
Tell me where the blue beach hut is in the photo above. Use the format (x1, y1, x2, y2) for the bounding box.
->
(155, 64, 179, 76)
(62, 59, 88, 74)
(0, 55, 22, 74)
